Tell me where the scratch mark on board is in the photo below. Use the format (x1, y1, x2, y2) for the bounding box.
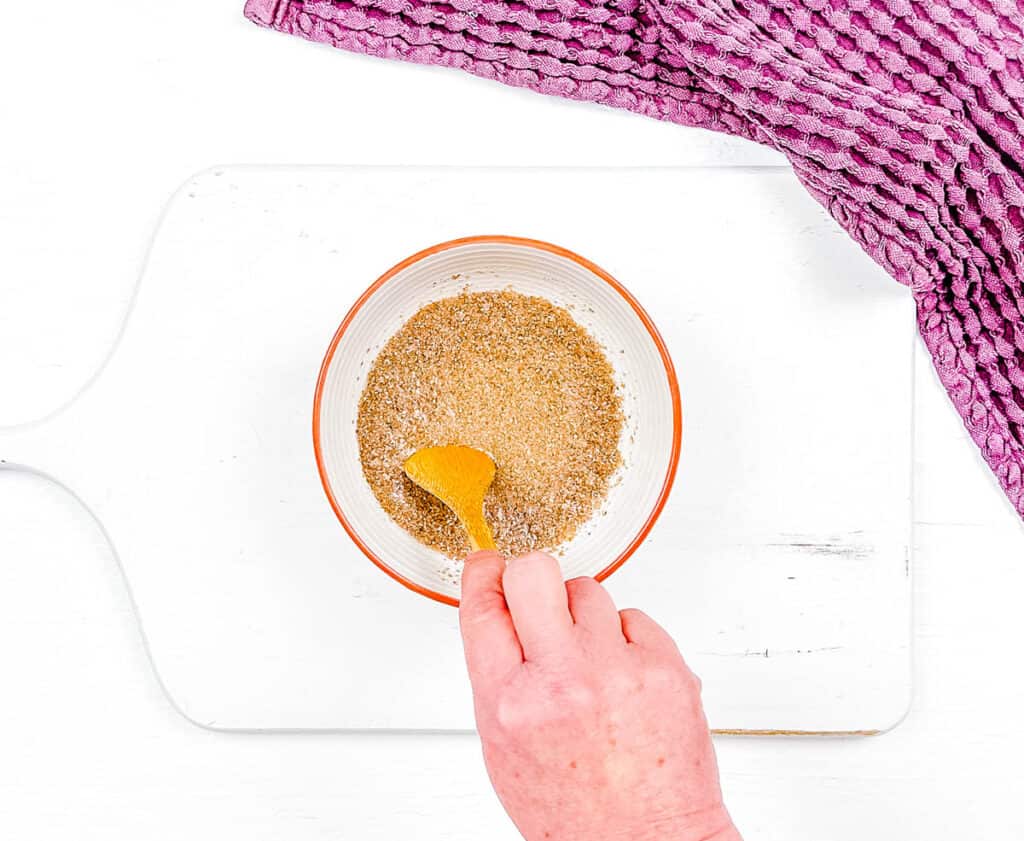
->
(768, 532, 874, 560)
(699, 646, 844, 659)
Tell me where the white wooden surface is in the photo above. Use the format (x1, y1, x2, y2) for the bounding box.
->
(1, 166, 913, 734)
(2, 5, 1024, 840)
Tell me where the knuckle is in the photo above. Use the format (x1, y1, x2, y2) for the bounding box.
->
(493, 693, 562, 734)
(459, 593, 506, 629)
(604, 663, 642, 697)
(461, 586, 504, 616)
(492, 675, 598, 734)
(492, 694, 526, 734)
(553, 679, 599, 714)
(643, 660, 692, 694)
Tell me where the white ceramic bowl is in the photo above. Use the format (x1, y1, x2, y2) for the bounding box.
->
(314, 236, 681, 605)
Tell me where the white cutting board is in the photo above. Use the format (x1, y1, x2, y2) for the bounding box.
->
(0, 166, 913, 733)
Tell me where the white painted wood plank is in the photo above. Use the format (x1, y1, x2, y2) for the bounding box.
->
(0, 167, 912, 733)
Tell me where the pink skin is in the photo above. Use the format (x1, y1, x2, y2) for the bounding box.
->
(460, 550, 742, 841)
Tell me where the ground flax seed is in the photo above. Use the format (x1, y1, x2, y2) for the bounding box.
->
(356, 290, 624, 557)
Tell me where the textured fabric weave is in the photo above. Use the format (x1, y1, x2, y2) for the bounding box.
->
(246, 0, 1024, 517)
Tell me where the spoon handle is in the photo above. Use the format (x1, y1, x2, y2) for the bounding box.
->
(465, 516, 496, 552)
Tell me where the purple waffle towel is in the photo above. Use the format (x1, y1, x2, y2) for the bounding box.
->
(246, 0, 1024, 518)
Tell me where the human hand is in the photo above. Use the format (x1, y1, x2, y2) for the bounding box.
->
(459, 550, 741, 841)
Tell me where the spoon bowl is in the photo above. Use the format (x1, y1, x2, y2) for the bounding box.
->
(403, 445, 497, 552)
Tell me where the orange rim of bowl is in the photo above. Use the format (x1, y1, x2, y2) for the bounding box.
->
(312, 235, 683, 607)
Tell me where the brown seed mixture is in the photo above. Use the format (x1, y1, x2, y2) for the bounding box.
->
(356, 290, 624, 557)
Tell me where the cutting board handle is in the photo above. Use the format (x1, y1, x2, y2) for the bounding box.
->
(0, 398, 95, 482)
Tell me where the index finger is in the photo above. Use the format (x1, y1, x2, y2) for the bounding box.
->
(501, 551, 574, 662)
(459, 550, 523, 688)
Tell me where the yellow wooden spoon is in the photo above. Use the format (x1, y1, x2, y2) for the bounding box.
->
(403, 445, 497, 552)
